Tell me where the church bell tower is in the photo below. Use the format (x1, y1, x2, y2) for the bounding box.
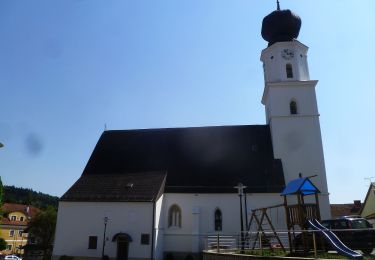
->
(260, 3, 331, 219)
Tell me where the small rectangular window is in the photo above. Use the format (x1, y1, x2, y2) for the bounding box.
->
(19, 230, 23, 237)
(20, 217, 24, 222)
(88, 236, 97, 249)
(9, 230, 14, 237)
(6, 244, 12, 250)
(11, 216, 16, 221)
(141, 234, 150, 245)
(286, 64, 293, 78)
(215, 209, 223, 231)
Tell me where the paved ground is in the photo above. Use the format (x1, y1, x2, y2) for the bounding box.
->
(328, 249, 375, 257)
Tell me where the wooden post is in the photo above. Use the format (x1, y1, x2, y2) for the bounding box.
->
(312, 232, 317, 259)
(259, 232, 263, 255)
(245, 212, 254, 244)
(301, 195, 307, 220)
(314, 193, 321, 221)
(284, 196, 293, 253)
(297, 194, 303, 226)
(264, 210, 285, 252)
(297, 194, 307, 251)
(251, 211, 265, 250)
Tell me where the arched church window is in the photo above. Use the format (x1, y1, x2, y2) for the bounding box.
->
(290, 100, 298, 115)
(286, 64, 293, 78)
(214, 209, 222, 231)
(168, 204, 182, 228)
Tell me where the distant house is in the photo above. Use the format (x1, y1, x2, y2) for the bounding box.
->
(360, 183, 375, 227)
(0, 203, 39, 255)
(330, 200, 362, 218)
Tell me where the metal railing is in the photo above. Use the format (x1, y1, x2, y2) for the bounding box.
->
(202, 229, 375, 257)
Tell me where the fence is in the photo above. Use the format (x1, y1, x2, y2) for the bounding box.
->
(202, 229, 375, 257)
(203, 231, 289, 253)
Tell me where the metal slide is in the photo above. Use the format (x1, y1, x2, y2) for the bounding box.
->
(307, 219, 363, 259)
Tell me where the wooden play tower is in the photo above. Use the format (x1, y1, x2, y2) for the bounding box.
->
(281, 176, 321, 252)
(246, 176, 322, 252)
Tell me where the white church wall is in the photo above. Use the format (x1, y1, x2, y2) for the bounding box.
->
(261, 41, 310, 83)
(154, 195, 165, 260)
(53, 201, 154, 260)
(162, 193, 287, 253)
(270, 117, 326, 184)
(264, 82, 319, 117)
(269, 116, 330, 220)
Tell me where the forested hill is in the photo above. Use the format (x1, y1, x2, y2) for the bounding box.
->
(3, 185, 59, 209)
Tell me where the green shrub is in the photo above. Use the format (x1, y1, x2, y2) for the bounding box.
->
(60, 256, 74, 260)
(185, 254, 194, 260)
(59, 256, 83, 260)
(0, 238, 6, 251)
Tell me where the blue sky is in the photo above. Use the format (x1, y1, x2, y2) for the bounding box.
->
(0, 0, 374, 204)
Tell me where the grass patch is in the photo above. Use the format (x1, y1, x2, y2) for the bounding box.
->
(289, 252, 345, 259)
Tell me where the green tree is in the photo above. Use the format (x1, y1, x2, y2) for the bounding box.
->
(0, 176, 4, 216)
(0, 237, 6, 251)
(0, 177, 3, 207)
(28, 207, 57, 259)
(3, 185, 58, 209)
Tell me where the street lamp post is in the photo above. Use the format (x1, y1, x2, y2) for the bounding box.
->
(101, 217, 109, 259)
(234, 183, 247, 253)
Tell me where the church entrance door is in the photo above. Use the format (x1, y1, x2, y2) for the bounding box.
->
(112, 232, 132, 260)
(116, 240, 129, 260)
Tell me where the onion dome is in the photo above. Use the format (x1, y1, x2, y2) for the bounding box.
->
(261, 7, 301, 46)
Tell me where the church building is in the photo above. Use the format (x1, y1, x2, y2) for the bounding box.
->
(53, 4, 331, 260)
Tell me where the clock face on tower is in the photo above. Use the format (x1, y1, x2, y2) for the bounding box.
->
(281, 49, 294, 60)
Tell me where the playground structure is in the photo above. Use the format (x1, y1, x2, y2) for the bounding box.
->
(246, 176, 363, 259)
(281, 176, 322, 252)
(247, 203, 285, 251)
(247, 176, 321, 252)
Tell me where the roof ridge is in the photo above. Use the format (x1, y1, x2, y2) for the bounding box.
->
(103, 124, 268, 133)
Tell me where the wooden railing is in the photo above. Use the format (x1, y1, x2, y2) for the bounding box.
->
(286, 204, 318, 227)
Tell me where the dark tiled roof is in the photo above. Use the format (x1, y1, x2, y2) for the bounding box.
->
(61, 172, 166, 202)
(330, 203, 362, 218)
(80, 125, 284, 193)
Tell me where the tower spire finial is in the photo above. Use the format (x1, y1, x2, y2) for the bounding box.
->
(276, 0, 280, 10)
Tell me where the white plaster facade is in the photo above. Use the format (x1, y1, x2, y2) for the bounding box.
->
(261, 40, 331, 220)
(54, 193, 290, 260)
(53, 201, 156, 260)
(161, 193, 286, 254)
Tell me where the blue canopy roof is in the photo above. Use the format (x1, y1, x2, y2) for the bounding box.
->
(281, 177, 320, 196)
